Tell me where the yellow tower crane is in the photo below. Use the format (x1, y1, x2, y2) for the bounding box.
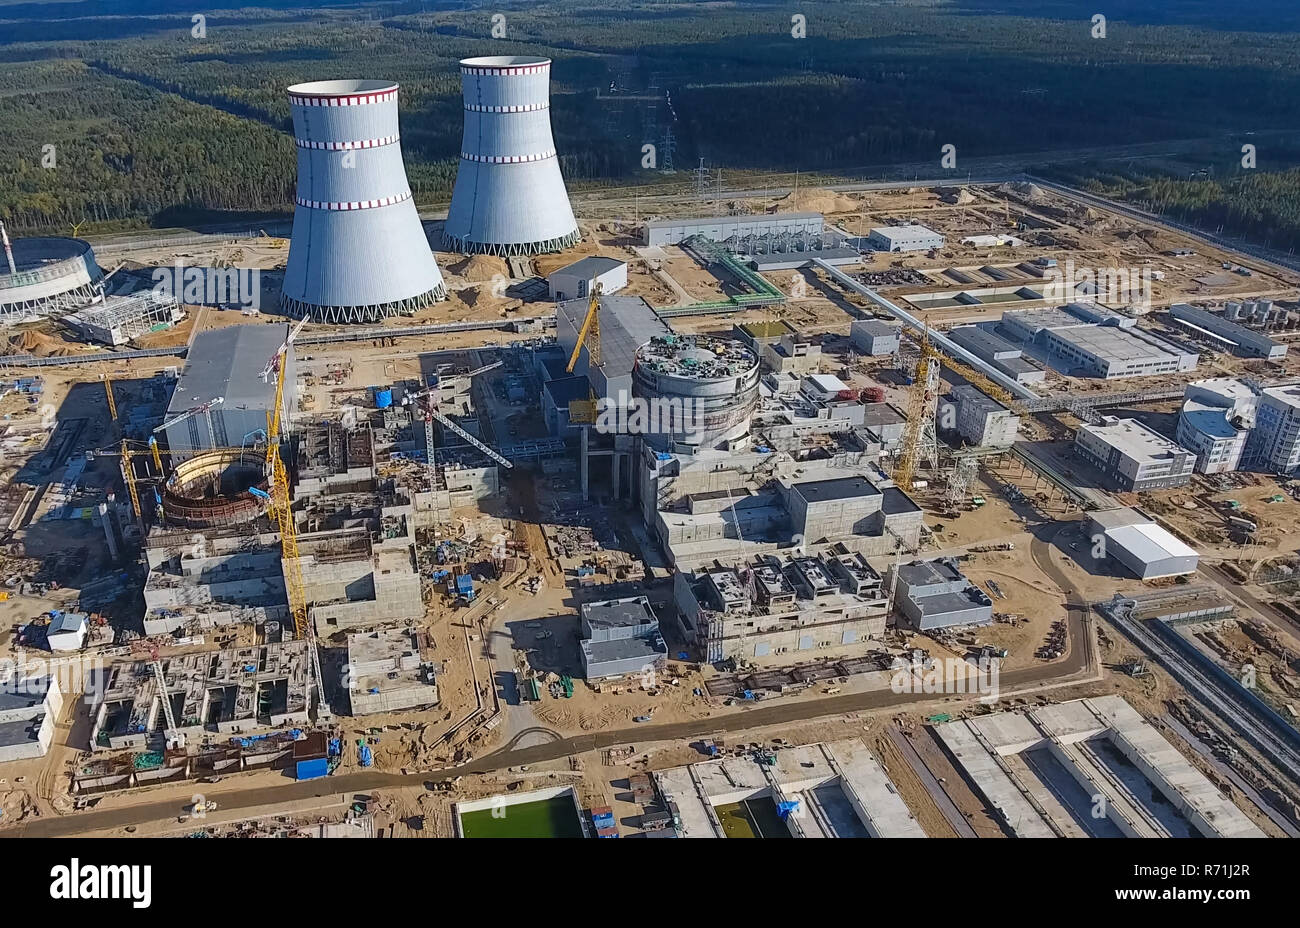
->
(102, 375, 145, 528)
(261, 318, 310, 640)
(893, 327, 1032, 492)
(564, 283, 604, 424)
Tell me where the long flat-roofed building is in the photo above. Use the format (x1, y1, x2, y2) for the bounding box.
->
(1169, 302, 1287, 360)
(1075, 417, 1195, 491)
(1087, 508, 1199, 579)
(644, 212, 823, 247)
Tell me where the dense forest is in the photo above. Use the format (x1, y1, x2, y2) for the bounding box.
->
(4, 0, 1300, 234)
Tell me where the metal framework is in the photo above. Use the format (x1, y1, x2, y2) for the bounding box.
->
(564, 285, 603, 424)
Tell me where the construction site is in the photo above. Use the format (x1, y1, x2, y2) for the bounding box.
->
(2, 104, 1300, 841)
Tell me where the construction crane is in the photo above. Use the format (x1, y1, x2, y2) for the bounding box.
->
(893, 326, 940, 492)
(894, 325, 1033, 492)
(402, 386, 514, 469)
(465, 359, 503, 378)
(261, 321, 309, 640)
(564, 284, 604, 424)
(153, 396, 224, 448)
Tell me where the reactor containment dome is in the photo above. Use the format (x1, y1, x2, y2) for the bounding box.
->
(0, 235, 104, 325)
(631, 335, 761, 450)
(443, 57, 580, 257)
(281, 80, 446, 324)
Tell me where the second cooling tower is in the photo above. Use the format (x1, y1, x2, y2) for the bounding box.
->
(444, 57, 580, 257)
(281, 80, 446, 323)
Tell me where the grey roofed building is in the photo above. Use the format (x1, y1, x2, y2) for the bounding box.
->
(579, 596, 667, 679)
(892, 557, 993, 631)
(644, 212, 823, 247)
(552, 256, 624, 279)
(556, 295, 672, 403)
(1086, 508, 1199, 580)
(163, 324, 295, 456)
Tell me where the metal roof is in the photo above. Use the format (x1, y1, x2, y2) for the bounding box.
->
(583, 597, 656, 630)
(167, 324, 287, 416)
(549, 256, 624, 279)
(1105, 522, 1198, 562)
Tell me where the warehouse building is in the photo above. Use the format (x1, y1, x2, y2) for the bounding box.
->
(644, 212, 823, 247)
(1087, 508, 1199, 580)
(1074, 417, 1195, 491)
(850, 319, 901, 356)
(1168, 303, 1287, 360)
(947, 325, 1046, 385)
(866, 224, 944, 253)
(1176, 378, 1257, 474)
(163, 324, 294, 458)
(674, 548, 889, 662)
(891, 557, 993, 631)
(547, 256, 627, 301)
(999, 304, 1197, 379)
(951, 385, 1020, 448)
(579, 596, 667, 680)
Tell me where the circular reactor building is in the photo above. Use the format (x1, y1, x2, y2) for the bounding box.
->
(160, 448, 271, 529)
(632, 335, 761, 451)
(281, 80, 446, 324)
(0, 236, 104, 324)
(443, 57, 580, 257)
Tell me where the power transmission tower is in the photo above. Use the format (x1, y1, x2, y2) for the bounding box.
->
(660, 125, 676, 174)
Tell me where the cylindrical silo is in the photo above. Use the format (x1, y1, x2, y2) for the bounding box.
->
(443, 56, 580, 257)
(1225, 301, 1242, 321)
(281, 80, 446, 323)
(631, 336, 761, 451)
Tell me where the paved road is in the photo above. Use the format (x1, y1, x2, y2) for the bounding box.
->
(1199, 562, 1300, 641)
(7, 609, 1095, 837)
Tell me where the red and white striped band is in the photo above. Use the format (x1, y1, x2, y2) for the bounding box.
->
(295, 190, 412, 211)
(295, 134, 400, 151)
(462, 64, 548, 76)
(463, 102, 548, 113)
(459, 150, 556, 164)
(289, 88, 398, 107)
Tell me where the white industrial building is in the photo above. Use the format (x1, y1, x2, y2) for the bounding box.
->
(1074, 417, 1195, 492)
(46, 612, 88, 651)
(547, 256, 627, 301)
(950, 385, 1020, 448)
(1176, 378, 1257, 474)
(1000, 304, 1197, 379)
(1249, 385, 1300, 474)
(0, 675, 63, 763)
(1087, 508, 1199, 579)
(1169, 302, 1287, 360)
(644, 212, 823, 248)
(850, 319, 901, 356)
(947, 324, 1045, 385)
(866, 224, 944, 253)
(734, 320, 822, 375)
(162, 324, 295, 458)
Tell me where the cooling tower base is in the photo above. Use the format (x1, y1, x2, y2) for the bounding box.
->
(443, 228, 580, 258)
(280, 284, 447, 324)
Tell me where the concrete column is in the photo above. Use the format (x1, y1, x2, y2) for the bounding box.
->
(611, 451, 621, 501)
(580, 426, 589, 502)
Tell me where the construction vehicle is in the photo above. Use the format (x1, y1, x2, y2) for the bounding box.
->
(563, 284, 604, 424)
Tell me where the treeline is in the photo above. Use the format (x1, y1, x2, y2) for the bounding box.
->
(1048, 162, 1300, 253)
(9, 1, 1300, 231)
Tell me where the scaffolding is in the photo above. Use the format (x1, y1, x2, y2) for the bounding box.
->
(64, 292, 184, 346)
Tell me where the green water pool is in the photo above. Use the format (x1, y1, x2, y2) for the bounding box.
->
(458, 795, 585, 838)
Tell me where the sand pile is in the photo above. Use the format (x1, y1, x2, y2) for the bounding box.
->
(774, 187, 858, 214)
(939, 186, 976, 205)
(447, 254, 509, 282)
(999, 181, 1048, 203)
(6, 329, 79, 357)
